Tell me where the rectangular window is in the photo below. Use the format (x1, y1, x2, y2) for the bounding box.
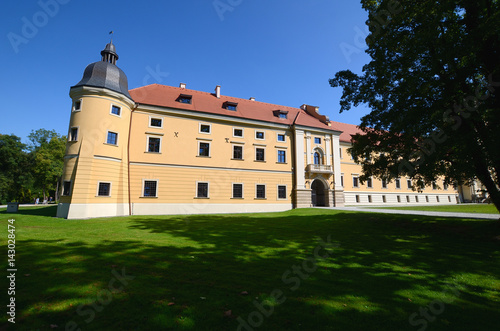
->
(278, 185, 287, 199)
(339, 148, 343, 159)
(148, 137, 161, 153)
(107, 131, 118, 145)
(199, 124, 211, 134)
(415, 196, 419, 203)
(397, 195, 401, 203)
(232, 183, 243, 199)
(368, 195, 372, 203)
(255, 131, 265, 140)
(353, 176, 359, 188)
(255, 148, 265, 161)
(199, 142, 210, 157)
(111, 105, 121, 116)
(367, 178, 373, 188)
(382, 195, 386, 203)
(150, 118, 162, 127)
(406, 195, 410, 203)
(432, 182, 437, 190)
(69, 127, 78, 141)
(436, 196, 440, 202)
(73, 100, 81, 111)
(97, 182, 111, 196)
(395, 178, 401, 189)
(314, 137, 321, 144)
(448, 196, 452, 202)
(143, 180, 158, 197)
(197, 182, 209, 198)
(277, 134, 286, 142)
(341, 174, 344, 187)
(256, 184, 266, 199)
(443, 182, 449, 190)
(426, 196, 429, 202)
(355, 195, 360, 203)
(177, 94, 192, 104)
(233, 128, 243, 137)
(382, 179, 387, 188)
(278, 113, 287, 119)
(407, 179, 412, 189)
(62, 181, 71, 196)
(277, 150, 286, 163)
(233, 145, 243, 160)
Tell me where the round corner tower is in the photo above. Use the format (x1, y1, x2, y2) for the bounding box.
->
(57, 41, 135, 219)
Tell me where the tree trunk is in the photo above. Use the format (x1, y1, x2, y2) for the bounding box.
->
(473, 157, 500, 215)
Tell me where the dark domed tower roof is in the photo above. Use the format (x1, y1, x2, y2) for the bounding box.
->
(72, 41, 132, 100)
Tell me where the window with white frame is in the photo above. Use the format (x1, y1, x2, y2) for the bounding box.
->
(407, 179, 412, 189)
(233, 128, 243, 137)
(73, 100, 81, 112)
(432, 182, 437, 190)
(255, 131, 265, 140)
(110, 105, 121, 116)
(147, 137, 161, 153)
(367, 177, 373, 188)
(256, 184, 266, 199)
(314, 137, 321, 144)
(199, 123, 211, 134)
(278, 185, 287, 199)
(255, 148, 265, 161)
(277, 133, 286, 142)
(97, 182, 111, 196)
(106, 131, 118, 145)
(341, 174, 344, 187)
(382, 179, 387, 188)
(143, 180, 158, 197)
(150, 117, 162, 128)
(232, 183, 243, 199)
(395, 178, 401, 189)
(277, 150, 286, 163)
(197, 182, 209, 198)
(233, 145, 243, 160)
(353, 176, 359, 188)
(199, 142, 210, 157)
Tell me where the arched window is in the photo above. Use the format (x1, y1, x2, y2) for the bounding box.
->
(314, 152, 321, 165)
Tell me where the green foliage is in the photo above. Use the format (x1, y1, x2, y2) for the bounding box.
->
(0, 129, 65, 203)
(330, 0, 500, 212)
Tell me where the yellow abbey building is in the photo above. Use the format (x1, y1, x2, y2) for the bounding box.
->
(57, 42, 459, 219)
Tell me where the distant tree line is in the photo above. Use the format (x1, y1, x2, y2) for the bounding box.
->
(0, 129, 66, 205)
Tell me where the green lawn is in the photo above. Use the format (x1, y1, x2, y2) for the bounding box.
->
(1, 206, 500, 330)
(372, 204, 499, 214)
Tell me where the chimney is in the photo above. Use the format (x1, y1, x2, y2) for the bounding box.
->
(179, 83, 186, 89)
(249, 97, 255, 101)
(215, 85, 221, 98)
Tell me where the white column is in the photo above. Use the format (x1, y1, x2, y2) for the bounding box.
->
(325, 135, 332, 166)
(332, 135, 342, 190)
(295, 129, 305, 188)
(305, 132, 311, 165)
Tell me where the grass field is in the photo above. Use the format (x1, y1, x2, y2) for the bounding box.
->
(1, 206, 499, 330)
(372, 204, 499, 214)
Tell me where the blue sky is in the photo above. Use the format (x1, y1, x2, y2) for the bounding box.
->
(1, 0, 371, 142)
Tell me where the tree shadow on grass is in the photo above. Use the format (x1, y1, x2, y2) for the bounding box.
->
(3, 211, 500, 330)
(0, 205, 57, 217)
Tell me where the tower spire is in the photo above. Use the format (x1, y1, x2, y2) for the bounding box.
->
(101, 33, 118, 65)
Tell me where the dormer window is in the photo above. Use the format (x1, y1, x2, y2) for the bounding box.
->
(223, 101, 238, 111)
(273, 110, 288, 119)
(177, 94, 192, 104)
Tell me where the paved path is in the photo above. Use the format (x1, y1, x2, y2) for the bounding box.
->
(321, 206, 500, 220)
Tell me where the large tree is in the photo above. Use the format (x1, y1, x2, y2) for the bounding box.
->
(330, 0, 500, 212)
(28, 129, 66, 200)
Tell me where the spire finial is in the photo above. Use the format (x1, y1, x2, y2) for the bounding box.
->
(109, 30, 114, 43)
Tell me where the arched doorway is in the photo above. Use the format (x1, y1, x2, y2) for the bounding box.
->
(311, 179, 326, 207)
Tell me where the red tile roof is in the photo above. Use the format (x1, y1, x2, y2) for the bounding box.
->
(330, 121, 364, 143)
(129, 84, 341, 132)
